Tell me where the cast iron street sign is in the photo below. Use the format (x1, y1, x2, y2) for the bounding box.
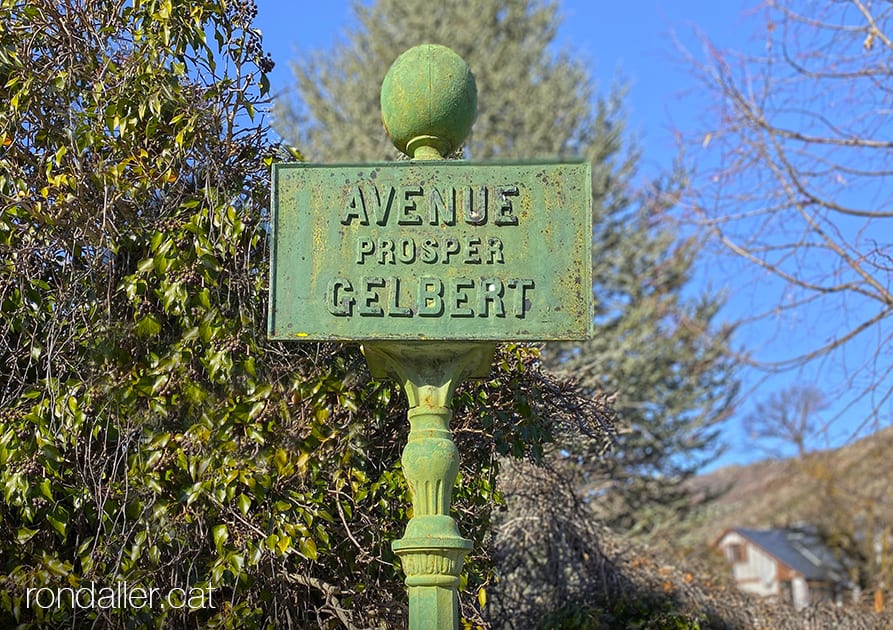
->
(270, 43, 593, 630)
(269, 159, 591, 341)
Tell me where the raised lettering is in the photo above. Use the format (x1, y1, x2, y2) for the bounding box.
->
(443, 237, 461, 264)
(356, 238, 374, 264)
(387, 277, 412, 317)
(420, 238, 438, 263)
(378, 239, 395, 264)
(418, 277, 444, 317)
(327, 278, 354, 316)
(398, 186, 423, 225)
(451, 278, 475, 317)
(341, 186, 369, 225)
(494, 185, 519, 225)
(478, 278, 505, 317)
(343, 182, 522, 228)
(428, 187, 456, 225)
(507, 278, 535, 318)
(464, 237, 481, 264)
(359, 276, 385, 316)
(462, 185, 487, 225)
(486, 237, 504, 264)
(398, 238, 416, 264)
(327, 275, 533, 319)
(368, 184, 395, 226)
(355, 236, 507, 266)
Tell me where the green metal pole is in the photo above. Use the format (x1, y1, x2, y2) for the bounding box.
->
(364, 343, 494, 629)
(373, 45, 485, 629)
(269, 40, 591, 629)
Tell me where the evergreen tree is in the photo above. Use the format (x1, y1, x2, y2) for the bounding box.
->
(277, 0, 738, 533)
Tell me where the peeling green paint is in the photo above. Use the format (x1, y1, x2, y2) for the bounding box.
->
(269, 160, 591, 341)
(269, 43, 592, 630)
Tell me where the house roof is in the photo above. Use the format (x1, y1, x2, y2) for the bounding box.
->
(725, 526, 846, 583)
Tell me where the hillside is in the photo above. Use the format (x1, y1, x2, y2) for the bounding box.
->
(486, 459, 893, 628)
(682, 424, 893, 552)
(555, 425, 893, 628)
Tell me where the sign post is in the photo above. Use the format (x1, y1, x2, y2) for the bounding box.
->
(269, 44, 591, 629)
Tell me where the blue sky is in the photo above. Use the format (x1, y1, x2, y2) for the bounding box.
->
(253, 1, 882, 470)
(254, 1, 756, 164)
(254, 1, 759, 155)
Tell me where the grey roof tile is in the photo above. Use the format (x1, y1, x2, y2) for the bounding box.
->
(733, 526, 845, 582)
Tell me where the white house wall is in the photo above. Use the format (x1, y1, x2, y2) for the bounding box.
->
(719, 531, 779, 598)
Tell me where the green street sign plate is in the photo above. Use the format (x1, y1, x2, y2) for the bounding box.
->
(268, 160, 591, 341)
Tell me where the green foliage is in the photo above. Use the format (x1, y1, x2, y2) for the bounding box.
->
(551, 202, 738, 533)
(277, 0, 738, 537)
(0, 0, 608, 627)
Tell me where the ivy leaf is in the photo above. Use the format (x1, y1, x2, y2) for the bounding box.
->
(16, 527, 38, 544)
(212, 524, 228, 554)
(299, 537, 317, 561)
(135, 314, 162, 337)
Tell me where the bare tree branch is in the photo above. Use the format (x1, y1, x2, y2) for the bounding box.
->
(679, 0, 893, 433)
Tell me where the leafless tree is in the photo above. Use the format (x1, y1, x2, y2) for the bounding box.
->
(744, 384, 829, 458)
(680, 0, 893, 437)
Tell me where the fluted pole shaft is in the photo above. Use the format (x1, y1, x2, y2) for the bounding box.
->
(364, 342, 494, 630)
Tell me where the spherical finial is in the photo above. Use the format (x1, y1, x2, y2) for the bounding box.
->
(380, 44, 477, 159)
